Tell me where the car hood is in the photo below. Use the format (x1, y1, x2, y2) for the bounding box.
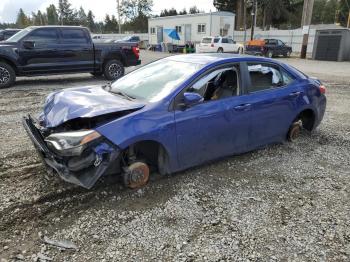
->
(39, 85, 145, 128)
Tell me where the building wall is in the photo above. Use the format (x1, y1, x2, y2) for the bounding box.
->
(148, 12, 235, 45)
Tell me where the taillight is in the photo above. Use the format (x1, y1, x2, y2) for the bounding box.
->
(132, 46, 140, 59)
(319, 85, 326, 94)
(211, 43, 214, 47)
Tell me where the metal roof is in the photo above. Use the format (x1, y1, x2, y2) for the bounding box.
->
(149, 11, 235, 21)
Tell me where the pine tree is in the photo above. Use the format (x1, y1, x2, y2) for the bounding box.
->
(47, 4, 59, 25)
(16, 8, 30, 28)
(58, 0, 73, 25)
(86, 10, 96, 32)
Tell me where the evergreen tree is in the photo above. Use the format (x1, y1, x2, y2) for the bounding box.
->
(86, 10, 96, 32)
(16, 8, 30, 28)
(77, 7, 87, 26)
(189, 6, 200, 14)
(58, 0, 73, 25)
(46, 4, 59, 25)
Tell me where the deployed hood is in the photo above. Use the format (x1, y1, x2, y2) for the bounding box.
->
(39, 85, 145, 128)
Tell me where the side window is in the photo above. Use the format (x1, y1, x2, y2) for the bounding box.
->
(247, 63, 284, 92)
(25, 29, 59, 43)
(186, 66, 239, 101)
(228, 38, 233, 44)
(213, 38, 220, 43)
(61, 29, 89, 44)
(278, 40, 284, 46)
(281, 69, 294, 85)
(222, 38, 228, 43)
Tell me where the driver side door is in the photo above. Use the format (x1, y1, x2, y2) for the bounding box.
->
(174, 64, 250, 169)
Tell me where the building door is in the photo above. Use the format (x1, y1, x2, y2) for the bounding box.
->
(315, 35, 341, 61)
(184, 24, 191, 42)
(157, 27, 163, 43)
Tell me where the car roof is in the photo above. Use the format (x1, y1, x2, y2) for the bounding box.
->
(166, 53, 281, 66)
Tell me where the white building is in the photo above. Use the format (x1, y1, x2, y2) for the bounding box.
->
(148, 11, 235, 45)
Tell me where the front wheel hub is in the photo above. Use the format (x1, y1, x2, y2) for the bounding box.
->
(123, 162, 150, 189)
(288, 122, 301, 142)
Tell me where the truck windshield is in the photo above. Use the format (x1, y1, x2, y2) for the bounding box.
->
(6, 28, 32, 42)
(110, 59, 203, 102)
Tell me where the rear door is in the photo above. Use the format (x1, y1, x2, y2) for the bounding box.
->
(58, 28, 94, 72)
(242, 61, 301, 147)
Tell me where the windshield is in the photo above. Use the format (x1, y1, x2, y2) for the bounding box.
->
(6, 28, 32, 42)
(110, 59, 203, 102)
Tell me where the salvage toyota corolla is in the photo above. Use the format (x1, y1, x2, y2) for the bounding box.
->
(23, 54, 326, 189)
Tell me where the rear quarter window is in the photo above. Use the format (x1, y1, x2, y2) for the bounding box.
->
(61, 29, 89, 44)
(202, 38, 212, 43)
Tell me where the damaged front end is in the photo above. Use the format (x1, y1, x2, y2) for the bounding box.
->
(22, 115, 120, 189)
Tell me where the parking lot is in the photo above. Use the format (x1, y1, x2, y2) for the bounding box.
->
(0, 51, 350, 261)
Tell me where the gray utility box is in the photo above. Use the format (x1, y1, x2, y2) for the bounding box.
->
(312, 29, 350, 61)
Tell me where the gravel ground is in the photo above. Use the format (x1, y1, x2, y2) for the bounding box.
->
(0, 51, 349, 261)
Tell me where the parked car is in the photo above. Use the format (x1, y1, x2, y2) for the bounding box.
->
(198, 36, 244, 54)
(245, 38, 292, 58)
(115, 35, 141, 43)
(0, 29, 21, 41)
(0, 26, 140, 88)
(23, 54, 326, 189)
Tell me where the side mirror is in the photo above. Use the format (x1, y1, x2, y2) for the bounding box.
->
(23, 40, 35, 49)
(183, 92, 204, 107)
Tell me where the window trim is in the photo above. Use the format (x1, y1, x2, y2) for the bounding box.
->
(150, 27, 156, 34)
(175, 25, 182, 34)
(23, 28, 59, 43)
(197, 23, 206, 34)
(171, 62, 243, 111)
(242, 61, 296, 95)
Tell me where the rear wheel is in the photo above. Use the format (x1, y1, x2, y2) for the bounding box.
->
(217, 47, 224, 53)
(287, 121, 302, 142)
(266, 51, 273, 58)
(103, 59, 125, 81)
(0, 62, 15, 88)
(284, 50, 291, 58)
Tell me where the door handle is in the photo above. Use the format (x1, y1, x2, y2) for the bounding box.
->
(289, 91, 301, 97)
(233, 103, 251, 111)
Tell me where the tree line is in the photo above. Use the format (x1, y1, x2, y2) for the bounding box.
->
(214, 0, 350, 30)
(0, 0, 153, 33)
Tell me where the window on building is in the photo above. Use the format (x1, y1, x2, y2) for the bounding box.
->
(197, 24, 206, 34)
(175, 26, 182, 33)
(150, 27, 156, 34)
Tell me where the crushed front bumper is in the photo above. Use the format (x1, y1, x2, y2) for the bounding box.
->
(22, 115, 120, 189)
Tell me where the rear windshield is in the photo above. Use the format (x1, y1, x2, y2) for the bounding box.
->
(202, 38, 212, 43)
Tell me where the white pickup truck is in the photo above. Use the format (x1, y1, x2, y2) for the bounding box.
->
(197, 36, 244, 54)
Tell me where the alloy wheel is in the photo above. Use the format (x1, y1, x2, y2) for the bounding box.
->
(0, 66, 10, 84)
(108, 63, 123, 79)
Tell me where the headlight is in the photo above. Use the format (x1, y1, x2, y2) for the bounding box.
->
(45, 130, 101, 156)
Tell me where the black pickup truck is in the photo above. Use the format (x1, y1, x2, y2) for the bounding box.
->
(0, 26, 140, 88)
(245, 38, 292, 58)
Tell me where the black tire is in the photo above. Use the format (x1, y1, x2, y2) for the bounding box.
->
(266, 51, 273, 58)
(283, 51, 291, 58)
(103, 60, 125, 81)
(217, 47, 224, 53)
(90, 72, 104, 77)
(0, 62, 16, 88)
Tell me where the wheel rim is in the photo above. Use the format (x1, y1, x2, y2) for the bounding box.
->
(108, 63, 123, 79)
(268, 52, 273, 58)
(0, 66, 10, 84)
(218, 49, 223, 53)
(289, 124, 301, 141)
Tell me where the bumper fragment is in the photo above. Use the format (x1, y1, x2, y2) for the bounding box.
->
(22, 115, 120, 189)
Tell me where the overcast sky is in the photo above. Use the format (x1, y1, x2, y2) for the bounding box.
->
(0, 0, 216, 23)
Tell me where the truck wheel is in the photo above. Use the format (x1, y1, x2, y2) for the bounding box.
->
(0, 62, 15, 88)
(266, 51, 273, 58)
(217, 47, 223, 53)
(103, 60, 125, 81)
(284, 51, 291, 58)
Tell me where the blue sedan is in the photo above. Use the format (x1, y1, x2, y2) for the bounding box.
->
(23, 54, 327, 189)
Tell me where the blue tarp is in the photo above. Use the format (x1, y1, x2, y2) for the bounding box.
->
(164, 29, 180, 40)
